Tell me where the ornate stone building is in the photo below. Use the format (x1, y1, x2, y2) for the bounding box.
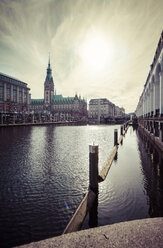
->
(30, 59, 87, 122)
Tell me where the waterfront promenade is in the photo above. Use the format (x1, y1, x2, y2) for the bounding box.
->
(16, 218, 163, 248)
(135, 31, 163, 152)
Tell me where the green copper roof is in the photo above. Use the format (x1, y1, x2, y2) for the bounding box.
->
(31, 94, 85, 105)
(31, 99, 44, 104)
(53, 95, 63, 100)
(53, 95, 75, 104)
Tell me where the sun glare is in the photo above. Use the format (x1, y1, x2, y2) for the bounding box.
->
(81, 33, 112, 72)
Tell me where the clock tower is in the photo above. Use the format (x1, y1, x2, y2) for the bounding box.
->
(44, 56, 54, 108)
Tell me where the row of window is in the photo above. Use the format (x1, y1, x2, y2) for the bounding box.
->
(90, 106, 121, 113)
(90, 104, 114, 108)
(0, 82, 28, 92)
(31, 106, 44, 109)
(89, 110, 108, 114)
(53, 105, 79, 110)
(0, 86, 3, 101)
(0, 92, 28, 103)
(90, 106, 108, 110)
(53, 104, 78, 109)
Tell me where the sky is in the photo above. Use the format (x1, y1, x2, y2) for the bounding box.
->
(0, 0, 163, 113)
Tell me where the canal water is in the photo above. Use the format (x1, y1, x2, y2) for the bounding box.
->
(0, 125, 162, 247)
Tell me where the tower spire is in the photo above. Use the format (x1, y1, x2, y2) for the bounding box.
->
(44, 55, 54, 105)
(46, 54, 52, 80)
(48, 52, 50, 67)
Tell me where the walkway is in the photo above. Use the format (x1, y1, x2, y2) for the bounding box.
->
(16, 218, 163, 248)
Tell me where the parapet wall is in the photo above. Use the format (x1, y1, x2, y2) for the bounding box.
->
(16, 218, 163, 248)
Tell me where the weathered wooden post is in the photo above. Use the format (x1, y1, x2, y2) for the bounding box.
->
(89, 144, 99, 229)
(121, 125, 123, 135)
(89, 194, 98, 228)
(114, 129, 118, 146)
(89, 145, 98, 193)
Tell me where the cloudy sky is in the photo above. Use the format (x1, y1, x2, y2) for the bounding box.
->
(0, 0, 163, 113)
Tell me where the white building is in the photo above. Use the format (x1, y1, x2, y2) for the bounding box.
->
(0, 72, 30, 114)
(88, 98, 125, 123)
(135, 31, 163, 118)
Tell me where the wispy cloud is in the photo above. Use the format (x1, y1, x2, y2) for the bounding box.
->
(0, 0, 163, 112)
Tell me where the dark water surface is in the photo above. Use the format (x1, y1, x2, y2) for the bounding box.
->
(0, 125, 162, 247)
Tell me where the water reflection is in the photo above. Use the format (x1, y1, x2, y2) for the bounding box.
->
(1, 125, 119, 248)
(89, 194, 98, 228)
(137, 128, 163, 218)
(1, 125, 163, 248)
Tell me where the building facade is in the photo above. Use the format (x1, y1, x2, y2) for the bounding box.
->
(88, 98, 125, 123)
(135, 31, 163, 118)
(0, 73, 30, 122)
(30, 59, 87, 122)
(135, 31, 163, 147)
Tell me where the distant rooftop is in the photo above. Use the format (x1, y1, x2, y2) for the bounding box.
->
(53, 95, 75, 103)
(89, 98, 114, 106)
(31, 94, 86, 104)
(30, 99, 44, 104)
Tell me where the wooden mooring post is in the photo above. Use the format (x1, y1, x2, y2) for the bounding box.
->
(121, 125, 123, 135)
(114, 129, 118, 146)
(89, 145, 99, 193)
(63, 190, 96, 234)
(63, 144, 99, 234)
(63, 126, 130, 234)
